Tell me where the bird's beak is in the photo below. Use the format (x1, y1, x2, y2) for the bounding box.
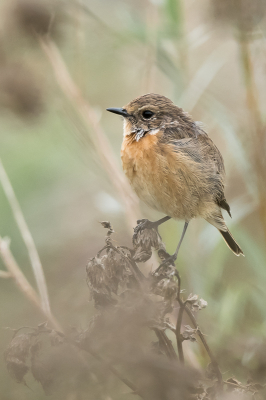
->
(106, 108, 129, 117)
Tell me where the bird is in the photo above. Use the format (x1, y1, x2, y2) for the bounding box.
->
(107, 93, 243, 261)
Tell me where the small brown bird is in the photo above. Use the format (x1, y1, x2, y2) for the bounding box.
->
(107, 93, 243, 260)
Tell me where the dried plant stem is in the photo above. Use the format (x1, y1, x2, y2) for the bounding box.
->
(174, 268, 221, 380)
(175, 303, 185, 363)
(39, 36, 140, 231)
(0, 237, 139, 394)
(0, 158, 50, 315)
(184, 304, 222, 384)
(0, 237, 60, 330)
(175, 272, 185, 363)
(154, 328, 178, 361)
(125, 253, 177, 360)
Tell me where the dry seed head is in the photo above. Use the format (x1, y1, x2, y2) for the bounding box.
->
(12, 0, 62, 38)
(0, 64, 43, 118)
(211, 0, 266, 33)
(133, 220, 165, 262)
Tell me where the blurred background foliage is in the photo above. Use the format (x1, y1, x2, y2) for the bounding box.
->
(0, 0, 266, 398)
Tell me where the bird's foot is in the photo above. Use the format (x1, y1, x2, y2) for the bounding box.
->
(152, 249, 177, 275)
(135, 219, 158, 234)
(159, 253, 177, 268)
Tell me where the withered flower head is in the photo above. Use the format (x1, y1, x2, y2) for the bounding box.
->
(211, 0, 266, 33)
(0, 63, 43, 118)
(12, 0, 62, 38)
(133, 219, 165, 263)
(86, 248, 132, 307)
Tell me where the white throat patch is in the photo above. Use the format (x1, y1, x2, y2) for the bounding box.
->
(123, 119, 160, 141)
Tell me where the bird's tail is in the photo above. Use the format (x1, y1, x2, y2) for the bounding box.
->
(219, 229, 244, 256)
(206, 213, 244, 256)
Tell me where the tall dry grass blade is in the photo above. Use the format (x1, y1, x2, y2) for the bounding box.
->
(0, 237, 60, 330)
(238, 34, 266, 239)
(0, 237, 41, 309)
(0, 158, 51, 316)
(39, 36, 140, 230)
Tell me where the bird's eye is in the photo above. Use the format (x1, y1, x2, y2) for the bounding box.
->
(142, 110, 154, 119)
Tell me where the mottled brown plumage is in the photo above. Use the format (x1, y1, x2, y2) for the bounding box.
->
(107, 93, 243, 256)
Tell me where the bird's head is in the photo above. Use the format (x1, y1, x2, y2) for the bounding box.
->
(107, 93, 185, 142)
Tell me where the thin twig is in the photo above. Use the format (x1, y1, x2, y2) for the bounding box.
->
(0, 158, 50, 315)
(175, 303, 185, 363)
(38, 36, 140, 231)
(184, 304, 222, 384)
(175, 272, 185, 363)
(0, 237, 60, 330)
(153, 328, 178, 361)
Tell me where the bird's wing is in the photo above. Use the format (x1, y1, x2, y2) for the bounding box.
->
(164, 136, 231, 215)
(163, 120, 204, 139)
(166, 136, 224, 173)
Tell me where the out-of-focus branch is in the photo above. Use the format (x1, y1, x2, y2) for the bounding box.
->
(0, 158, 50, 315)
(0, 237, 60, 330)
(0, 270, 12, 278)
(38, 36, 140, 231)
(238, 34, 266, 240)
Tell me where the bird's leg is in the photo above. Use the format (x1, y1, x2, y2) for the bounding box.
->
(135, 216, 171, 232)
(158, 222, 189, 268)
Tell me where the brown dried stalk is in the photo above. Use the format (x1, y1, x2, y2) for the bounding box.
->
(184, 304, 223, 384)
(174, 270, 222, 383)
(238, 33, 266, 240)
(175, 272, 185, 363)
(0, 158, 50, 315)
(86, 220, 224, 388)
(38, 36, 140, 231)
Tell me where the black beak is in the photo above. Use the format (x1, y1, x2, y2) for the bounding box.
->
(106, 108, 129, 117)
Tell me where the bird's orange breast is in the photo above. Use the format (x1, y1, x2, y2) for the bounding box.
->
(121, 131, 185, 216)
(121, 131, 215, 220)
(121, 133, 160, 179)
